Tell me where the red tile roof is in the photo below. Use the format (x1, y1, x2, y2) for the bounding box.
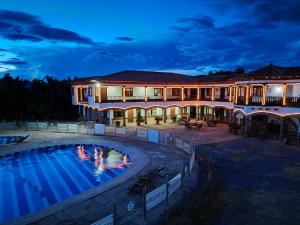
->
(73, 65, 300, 85)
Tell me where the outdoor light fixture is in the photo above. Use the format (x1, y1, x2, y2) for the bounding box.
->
(96, 82, 100, 87)
(275, 86, 282, 93)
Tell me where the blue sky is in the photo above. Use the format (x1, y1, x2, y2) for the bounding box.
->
(0, 0, 300, 79)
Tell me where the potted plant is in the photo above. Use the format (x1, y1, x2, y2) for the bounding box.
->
(136, 112, 142, 126)
(155, 116, 162, 125)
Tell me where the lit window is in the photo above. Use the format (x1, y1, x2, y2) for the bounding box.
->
(154, 88, 163, 96)
(113, 110, 123, 118)
(125, 88, 133, 96)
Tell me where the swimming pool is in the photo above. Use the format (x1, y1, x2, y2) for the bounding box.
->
(0, 135, 28, 144)
(0, 144, 130, 224)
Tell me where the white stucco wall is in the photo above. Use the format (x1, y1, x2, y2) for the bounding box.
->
(107, 87, 122, 97)
(266, 85, 282, 97)
(133, 87, 145, 97)
(287, 85, 300, 97)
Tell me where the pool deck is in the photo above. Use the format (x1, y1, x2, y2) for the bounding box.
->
(0, 130, 191, 225)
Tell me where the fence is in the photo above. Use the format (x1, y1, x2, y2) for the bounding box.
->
(0, 121, 194, 151)
(92, 153, 195, 225)
(1, 120, 197, 225)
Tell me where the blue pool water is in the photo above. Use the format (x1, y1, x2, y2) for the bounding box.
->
(0, 136, 21, 144)
(0, 144, 130, 224)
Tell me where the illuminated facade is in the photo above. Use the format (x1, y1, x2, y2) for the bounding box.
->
(72, 65, 300, 139)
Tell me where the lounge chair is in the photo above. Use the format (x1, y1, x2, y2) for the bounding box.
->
(15, 135, 30, 144)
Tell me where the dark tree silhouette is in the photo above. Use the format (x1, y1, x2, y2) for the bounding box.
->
(0, 73, 78, 121)
(208, 67, 245, 76)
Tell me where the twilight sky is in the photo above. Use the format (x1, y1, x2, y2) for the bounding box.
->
(0, 0, 300, 79)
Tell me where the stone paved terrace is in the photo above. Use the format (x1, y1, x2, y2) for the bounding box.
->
(128, 122, 240, 144)
(0, 131, 193, 225)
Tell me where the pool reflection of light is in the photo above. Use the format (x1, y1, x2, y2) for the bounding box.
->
(94, 147, 105, 176)
(77, 145, 90, 161)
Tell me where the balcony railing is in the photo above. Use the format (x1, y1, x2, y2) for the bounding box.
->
(147, 96, 164, 101)
(265, 96, 283, 106)
(248, 96, 263, 106)
(78, 97, 88, 103)
(214, 97, 229, 102)
(286, 97, 300, 107)
(166, 95, 181, 101)
(184, 95, 197, 101)
(237, 96, 245, 105)
(101, 96, 123, 102)
(126, 96, 145, 102)
(200, 96, 212, 101)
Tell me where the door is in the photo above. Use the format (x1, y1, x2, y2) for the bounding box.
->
(128, 109, 134, 123)
(220, 88, 225, 100)
(101, 87, 107, 101)
(170, 107, 175, 118)
(190, 106, 196, 118)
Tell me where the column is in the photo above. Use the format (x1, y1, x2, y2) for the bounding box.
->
(163, 108, 167, 123)
(180, 107, 183, 118)
(144, 86, 148, 102)
(211, 87, 215, 101)
(262, 84, 266, 106)
(196, 106, 200, 120)
(235, 86, 238, 104)
(123, 110, 126, 126)
(197, 87, 200, 100)
(164, 87, 167, 101)
(122, 86, 126, 102)
(245, 85, 249, 105)
(181, 87, 184, 101)
(98, 86, 102, 103)
(282, 83, 287, 106)
(144, 109, 147, 124)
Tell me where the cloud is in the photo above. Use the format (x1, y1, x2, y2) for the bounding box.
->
(116, 37, 134, 41)
(4, 33, 42, 42)
(1, 57, 27, 65)
(0, 10, 94, 44)
(0, 48, 8, 51)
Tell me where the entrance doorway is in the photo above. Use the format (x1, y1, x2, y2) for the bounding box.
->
(190, 106, 197, 118)
(127, 109, 134, 123)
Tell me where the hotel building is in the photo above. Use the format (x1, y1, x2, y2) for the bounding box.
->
(72, 65, 300, 140)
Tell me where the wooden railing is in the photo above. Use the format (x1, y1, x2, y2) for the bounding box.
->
(237, 96, 245, 105)
(286, 97, 300, 107)
(101, 96, 123, 102)
(265, 96, 283, 106)
(125, 96, 145, 102)
(248, 96, 263, 106)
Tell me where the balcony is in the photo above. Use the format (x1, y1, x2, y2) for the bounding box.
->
(166, 95, 181, 101)
(126, 96, 145, 102)
(101, 96, 123, 102)
(200, 96, 212, 101)
(265, 96, 283, 106)
(78, 96, 88, 103)
(237, 96, 245, 105)
(286, 97, 300, 107)
(214, 97, 229, 102)
(248, 96, 263, 106)
(147, 96, 164, 102)
(184, 95, 197, 101)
